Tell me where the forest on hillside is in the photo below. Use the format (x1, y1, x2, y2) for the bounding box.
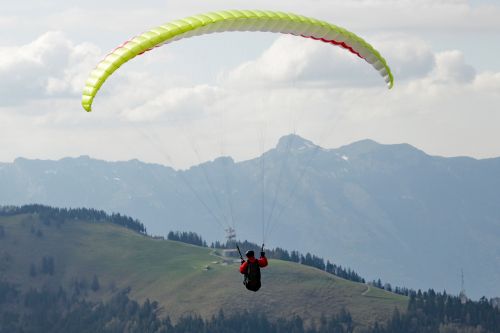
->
(1, 281, 499, 333)
(1, 205, 499, 332)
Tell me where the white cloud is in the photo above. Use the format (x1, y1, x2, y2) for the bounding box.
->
(222, 36, 375, 88)
(400, 49, 478, 96)
(474, 72, 500, 94)
(221, 34, 436, 90)
(0, 31, 100, 106)
(221, 37, 319, 87)
(431, 50, 476, 84)
(121, 85, 222, 123)
(374, 35, 436, 80)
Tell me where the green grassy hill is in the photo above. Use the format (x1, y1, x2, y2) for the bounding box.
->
(0, 212, 407, 328)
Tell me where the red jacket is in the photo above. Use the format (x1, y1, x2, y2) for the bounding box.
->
(240, 255, 268, 274)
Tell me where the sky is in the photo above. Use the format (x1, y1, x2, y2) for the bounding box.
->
(1, 0, 499, 169)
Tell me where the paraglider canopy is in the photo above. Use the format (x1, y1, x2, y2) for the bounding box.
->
(81, 9, 394, 112)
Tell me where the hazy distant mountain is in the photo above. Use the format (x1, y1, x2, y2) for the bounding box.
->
(1, 134, 499, 298)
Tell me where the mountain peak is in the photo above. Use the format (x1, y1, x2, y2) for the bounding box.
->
(337, 139, 428, 161)
(276, 134, 318, 152)
(212, 156, 234, 165)
(339, 139, 381, 152)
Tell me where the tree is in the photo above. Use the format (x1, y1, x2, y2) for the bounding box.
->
(41, 256, 55, 275)
(91, 275, 100, 292)
(29, 263, 37, 277)
(290, 251, 300, 263)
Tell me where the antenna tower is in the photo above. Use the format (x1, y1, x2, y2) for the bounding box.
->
(225, 227, 236, 244)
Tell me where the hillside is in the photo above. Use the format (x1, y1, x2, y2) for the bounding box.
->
(0, 210, 406, 328)
(1, 135, 499, 297)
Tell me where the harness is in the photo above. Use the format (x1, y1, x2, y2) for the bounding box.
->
(244, 259, 261, 283)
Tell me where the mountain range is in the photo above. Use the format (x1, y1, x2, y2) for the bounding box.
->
(1, 134, 499, 298)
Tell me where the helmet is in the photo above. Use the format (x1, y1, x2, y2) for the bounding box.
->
(245, 250, 255, 258)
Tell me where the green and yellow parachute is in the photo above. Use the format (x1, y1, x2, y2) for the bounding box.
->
(82, 9, 394, 112)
